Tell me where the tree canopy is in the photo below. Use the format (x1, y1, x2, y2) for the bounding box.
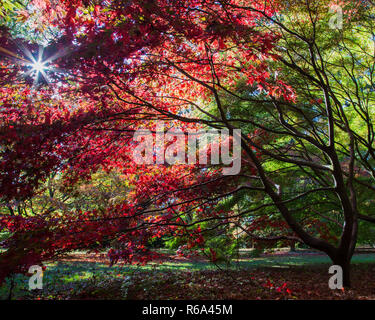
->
(0, 0, 375, 288)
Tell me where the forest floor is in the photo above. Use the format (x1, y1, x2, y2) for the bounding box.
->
(1, 249, 375, 300)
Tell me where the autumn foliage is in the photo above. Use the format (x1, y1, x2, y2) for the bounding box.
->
(0, 0, 373, 288)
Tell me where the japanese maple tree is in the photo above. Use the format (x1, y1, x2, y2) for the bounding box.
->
(0, 0, 374, 288)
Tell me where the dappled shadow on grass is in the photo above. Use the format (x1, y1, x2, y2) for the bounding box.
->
(1, 253, 374, 300)
(9, 264, 375, 300)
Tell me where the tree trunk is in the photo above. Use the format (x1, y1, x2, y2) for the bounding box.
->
(289, 241, 296, 252)
(7, 275, 15, 300)
(332, 255, 352, 288)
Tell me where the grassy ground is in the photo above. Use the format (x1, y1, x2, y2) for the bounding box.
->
(1, 251, 374, 300)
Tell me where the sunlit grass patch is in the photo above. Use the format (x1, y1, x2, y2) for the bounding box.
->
(1, 253, 374, 300)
